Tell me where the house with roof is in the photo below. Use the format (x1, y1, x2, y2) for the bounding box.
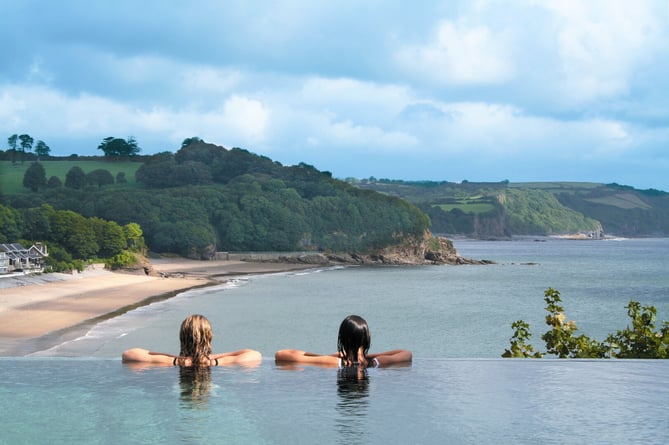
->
(0, 242, 49, 274)
(0, 250, 7, 274)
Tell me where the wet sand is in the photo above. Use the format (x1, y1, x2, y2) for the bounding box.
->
(0, 259, 315, 355)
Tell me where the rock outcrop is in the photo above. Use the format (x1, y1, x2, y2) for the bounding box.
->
(276, 230, 494, 266)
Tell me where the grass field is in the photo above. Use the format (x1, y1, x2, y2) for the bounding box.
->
(509, 181, 602, 189)
(0, 160, 142, 194)
(584, 193, 652, 209)
(434, 201, 495, 214)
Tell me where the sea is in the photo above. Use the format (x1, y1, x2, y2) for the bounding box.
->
(5, 237, 669, 445)
(35, 236, 669, 360)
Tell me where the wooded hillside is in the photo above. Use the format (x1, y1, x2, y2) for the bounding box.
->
(353, 179, 669, 238)
(1, 142, 430, 258)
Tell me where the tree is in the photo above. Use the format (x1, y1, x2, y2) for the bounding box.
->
(49, 210, 99, 259)
(7, 134, 18, 164)
(65, 166, 87, 189)
(90, 217, 127, 257)
(0, 204, 23, 243)
(123, 222, 145, 252)
(97, 136, 141, 156)
(135, 157, 178, 188)
(47, 176, 62, 188)
(34, 140, 50, 158)
(86, 169, 115, 189)
(18, 134, 34, 164)
(7, 134, 18, 151)
(22, 204, 54, 241)
(181, 136, 203, 148)
(23, 162, 48, 192)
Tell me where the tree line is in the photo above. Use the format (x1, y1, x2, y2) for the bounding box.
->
(21, 163, 127, 192)
(0, 203, 145, 272)
(3, 139, 430, 259)
(3, 134, 141, 163)
(5, 134, 50, 164)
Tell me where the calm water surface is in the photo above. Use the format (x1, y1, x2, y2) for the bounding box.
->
(4, 238, 668, 445)
(38, 237, 669, 359)
(1, 358, 667, 445)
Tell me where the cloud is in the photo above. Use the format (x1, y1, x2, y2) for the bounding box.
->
(544, 0, 665, 104)
(2, 0, 669, 190)
(395, 19, 515, 86)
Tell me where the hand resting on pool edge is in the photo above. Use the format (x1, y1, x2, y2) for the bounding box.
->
(275, 315, 412, 368)
(121, 314, 261, 367)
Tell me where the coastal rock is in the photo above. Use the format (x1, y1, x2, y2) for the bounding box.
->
(274, 230, 493, 266)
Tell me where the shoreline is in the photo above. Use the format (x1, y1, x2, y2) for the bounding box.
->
(0, 259, 318, 356)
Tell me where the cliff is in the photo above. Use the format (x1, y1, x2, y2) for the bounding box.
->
(275, 230, 493, 266)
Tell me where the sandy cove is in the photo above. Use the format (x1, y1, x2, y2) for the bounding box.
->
(0, 259, 316, 356)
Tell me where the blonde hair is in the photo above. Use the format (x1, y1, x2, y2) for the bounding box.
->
(178, 314, 213, 366)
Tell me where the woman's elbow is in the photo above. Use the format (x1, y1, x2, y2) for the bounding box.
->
(274, 349, 297, 362)
(239, 349, 262, 362)
(121, 348, 144, 362)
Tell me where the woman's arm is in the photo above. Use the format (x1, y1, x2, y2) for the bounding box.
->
(121, 348, 175, 365)
(211, 349, 262, 365)
(368, 349, 413, 367)
(274, 349, 339, 367)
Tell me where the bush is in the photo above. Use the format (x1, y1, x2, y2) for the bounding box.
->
(503, 288, 669, 359)
(105, 250, 139, 270)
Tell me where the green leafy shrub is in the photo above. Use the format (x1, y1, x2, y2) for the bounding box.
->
(503, 288, 669, 359)
(501, 320, 542, 358)
(104, 250, 139, 270)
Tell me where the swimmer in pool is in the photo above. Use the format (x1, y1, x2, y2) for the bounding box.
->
(275, 314, 412, 368)
(122, 314, 261, 366)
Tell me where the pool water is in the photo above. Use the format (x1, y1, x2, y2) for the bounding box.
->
(1, 358, 667, 444)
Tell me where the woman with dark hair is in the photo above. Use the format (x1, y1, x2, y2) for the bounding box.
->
(122, 314, 261, 366)
(275, 315, 412, 368)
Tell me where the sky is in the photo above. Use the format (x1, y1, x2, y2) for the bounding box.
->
(2, 1, 669, 191)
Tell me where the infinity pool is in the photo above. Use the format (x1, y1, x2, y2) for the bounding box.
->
(1, 358, 667, 444)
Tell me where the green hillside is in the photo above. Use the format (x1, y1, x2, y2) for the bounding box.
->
(1, 144, 430, 258)
(353, 179, 669, 238)
(1, 160, 142, 194)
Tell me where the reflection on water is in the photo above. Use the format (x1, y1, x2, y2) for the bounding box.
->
(336, 367, 370, 444)
(178, 366, 212, 409)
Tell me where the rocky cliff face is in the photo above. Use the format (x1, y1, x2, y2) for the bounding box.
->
(276, 230, 493, 266)
(472, 212, 511, 239)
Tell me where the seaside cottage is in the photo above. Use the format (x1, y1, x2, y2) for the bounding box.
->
(0, 243, 49, 274)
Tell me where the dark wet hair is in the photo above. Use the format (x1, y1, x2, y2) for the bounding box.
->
(337, 315, 371, 367)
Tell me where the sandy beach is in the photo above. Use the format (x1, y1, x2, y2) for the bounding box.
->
(0, 259, 316, 356)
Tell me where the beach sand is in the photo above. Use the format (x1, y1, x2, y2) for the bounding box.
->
(0, 259, 315, 356)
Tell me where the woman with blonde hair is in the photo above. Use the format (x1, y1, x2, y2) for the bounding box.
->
(122, 314, 261, 366)
(275, 314, 412, 368)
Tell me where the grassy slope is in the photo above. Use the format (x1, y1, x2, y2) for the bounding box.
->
(0, 160, 142, 194)
(353, 180, 669, 236)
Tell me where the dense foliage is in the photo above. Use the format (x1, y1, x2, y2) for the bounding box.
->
(354, 179, 667, 237)
(502, 189, 600, 235)
(0, 203, 145, 271)
(23, 162, 47, 192)
(2, 142, 430, 258)
(97, 137, 141, 157)
(503, 288, 669, 359)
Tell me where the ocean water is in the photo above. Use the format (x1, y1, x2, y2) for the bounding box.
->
(4, 238, 669, 445)
(35, 237, 669, 360)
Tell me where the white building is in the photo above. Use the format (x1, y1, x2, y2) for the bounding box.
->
(0, 242, 49, 274)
